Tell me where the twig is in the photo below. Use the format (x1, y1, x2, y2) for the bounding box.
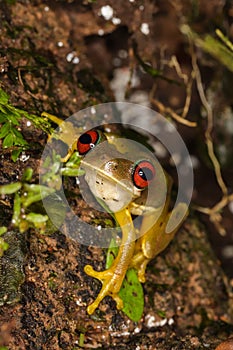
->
(181, 72, 194, 119)
(194, 193, 233, 215)
(168, 55, 188, 84)
(191, 47, 232, 235)
(151, 98, 197, 127)
(192, 50, 228, 196)
(151, 55, 196, 127)
(194, 193, 233, 235)
(18, 68, 40, 100)
(166, 55, 194, 119)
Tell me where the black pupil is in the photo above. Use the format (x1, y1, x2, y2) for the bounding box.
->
(80, 133, 93, 144)
(138, 167, 153, 181)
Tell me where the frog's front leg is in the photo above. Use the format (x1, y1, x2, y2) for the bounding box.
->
(131, 202, 188, 283)
(84, 207, 136, 315)
(42, 112, 80, 162)
(41, 112, 64, 126)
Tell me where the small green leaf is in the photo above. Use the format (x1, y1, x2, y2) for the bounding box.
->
(39, 185, 56, 199)
(0, 115, 7, 123)
(106, 239, 118, 268)
(14, 137, 28, 146)
(0, 226, 7, 236)
(0, 122, 10, 138)
(0, 87, 9, 104)
(119, 268, 144, 322)
(22, 184, 55, 208)
(0, 105, 9, 114)
(79, 333, 85, 347)
(26, 213, 48, 223)
(23, 183, 42, 193)
(12, 127, 24, 139)
(0, 238, 9, 256)
(11, 148, 23, 162)
(22, 168, 33, 182)
(157, 309, 166, 318)
(24, 183, 54, 196)
(0, 182, 22, 194)
(66, 151, 82, 167)
(61, 168, 85, 176)
(12, 192, 21, 226)
(3, 132, 14, 148)
(47, 161, 61, 176)
(106, 239, 144, 322)
(12, 128, 28, 146)
(23, 194, 43, 208)
(9, 106, 22, 119)
(8, 114, 20, 125)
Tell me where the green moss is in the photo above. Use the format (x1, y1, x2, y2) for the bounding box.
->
(0, 86, 52, 161)
(0, 230, 27, 305)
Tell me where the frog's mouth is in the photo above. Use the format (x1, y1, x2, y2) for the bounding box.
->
(80, 158, 142, 194)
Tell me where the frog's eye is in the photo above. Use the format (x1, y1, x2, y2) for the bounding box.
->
(132, 160, 156, 189)
(77, 129, 102, 155)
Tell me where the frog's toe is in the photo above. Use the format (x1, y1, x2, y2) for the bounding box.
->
(84, 264, 124, 314)
(130, 254, 149, 283)
(137, 267, 146, 283)
(84, 264, 112, 279)
(87, 300, 99, 315)
(113, 294, 124, 310)
(87, 292, 123, 315)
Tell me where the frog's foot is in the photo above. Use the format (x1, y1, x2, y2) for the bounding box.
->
(84, 264, 124, 315)
(130, 252, 149, 283)
(42, 112, 74, 163)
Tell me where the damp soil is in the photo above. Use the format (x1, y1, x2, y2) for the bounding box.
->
(0, 1, 233, 349)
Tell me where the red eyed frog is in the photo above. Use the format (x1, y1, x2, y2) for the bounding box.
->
(43, 112, 188, 315)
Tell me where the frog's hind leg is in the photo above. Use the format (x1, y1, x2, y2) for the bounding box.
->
(130, 203, 188, 283)
(84, 208, 136, 315)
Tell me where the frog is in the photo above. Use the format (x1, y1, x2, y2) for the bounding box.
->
(42, 112, 188, 315)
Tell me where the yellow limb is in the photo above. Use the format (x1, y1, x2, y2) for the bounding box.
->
(131, 202, 188, 283)
(42, 112, 81, 162)
(84, 207, 136, 314)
